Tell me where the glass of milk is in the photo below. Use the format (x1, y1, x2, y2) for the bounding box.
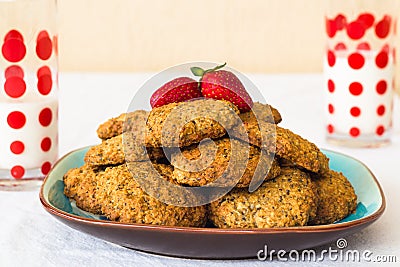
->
(0, 0, 58, 190)
(324, 0, 398, 147)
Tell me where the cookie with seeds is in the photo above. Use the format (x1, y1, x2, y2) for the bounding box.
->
(97, 110, 149, 140)
(276, 127, 329, 174)
(209, 167, 317, 228)
(309, 170, 357, 225)
(63, 165, 102, 214)
(232, 120, 329, 174)
(84, 134, 164, 167)
(64, 162, 207, 227)
(96, 163, 207, 227)
(239, 102, 282, 125)
(145, 99, 240, 148)
(171, 138, 280, 187)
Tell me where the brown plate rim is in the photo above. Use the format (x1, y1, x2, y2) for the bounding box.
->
(39, 146, 386, 234)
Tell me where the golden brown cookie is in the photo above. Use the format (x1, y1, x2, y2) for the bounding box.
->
(209, 168, 317, 228)
(233, 120, 329, 174)
(97, 113, 126, 140)
(84, 134, 164, 167)
(63, 165, 102, 214)
(97, 110, 149, 140)
(239, 102, 282, 124)
(96, 164, 207, 227)
(275, 127, 330, 174)
(309, 170, 357, 225)
(64, 162, 207, 227)
(145, 99, 240, 148)
(171, 138, 280, 187)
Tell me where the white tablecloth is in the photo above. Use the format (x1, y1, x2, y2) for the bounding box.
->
(1, 73, 399, 267)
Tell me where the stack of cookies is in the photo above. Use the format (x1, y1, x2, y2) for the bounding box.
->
(63, 99, 357, 228)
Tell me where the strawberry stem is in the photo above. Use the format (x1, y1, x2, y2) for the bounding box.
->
(206, 62, 226, 74)
(190, 62, 227, 77)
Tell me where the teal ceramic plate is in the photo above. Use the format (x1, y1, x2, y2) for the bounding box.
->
(40, 147, 385, 259)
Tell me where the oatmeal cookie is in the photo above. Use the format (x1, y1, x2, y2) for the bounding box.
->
(233, 121, 329, 174)
(309, 170, 357, 225)
(209, 167, 317, 228)
(63, 165, 102, 214)
(84, 134, 164, 166)
(171, 138, 280, 187)
(64, 162, 206, 227)
(96, 163, 207, 227)
(97, 110, 149, 140)
(145, 99, 240, 148)
(239, 102, 282, 125)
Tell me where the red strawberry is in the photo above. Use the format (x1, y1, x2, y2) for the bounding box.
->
(150, 77, 201, 108)
(191, 63, 253, 112)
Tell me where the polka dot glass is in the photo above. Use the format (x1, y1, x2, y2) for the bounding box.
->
(0, 0, 58, 190)
(324, 0, 398, 147)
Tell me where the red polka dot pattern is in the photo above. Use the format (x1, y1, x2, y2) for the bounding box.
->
(335, 43, 347, 51)
(376, 80, 387, 94)
(326, 14, 393, 41)
(11, 166, 25, 179)
(7, 111, 26, 129)
(350, 127, 360, 137)
(347, 21, 365, 40)
(39, 108, 53, 127)
(357, 42, 371, 51)
(10, 141, 25, 155)
(349, 82, 363, 96)
(41, 162, 51, 175)
(37, 74, 52, 95)
(328, 104, 334, 114)
(328, 79, 335, 93)
(376, 51, 388, 68)
(377, 105, 386, 116)
(335, 14, 347, 30)
(325, 14, 347, 38)
(327, 50, 336, 66)
(1, 29, 58, 180)
(5, 65, 24, 79)
(327, 124, 334, 134)
(350, 107, 361, 117)
(348, 53, 365, 69)
(4, 30, 24, 42)
(37, 66, 52, 95)
(4, 77, 26, 98)
(326, 18, 336, 38)
(3, 63, 27, 100)
(325, 13, 394, 140)
(376, 126, 385, 136)
(375, 16, 391, 39)
(37, 66, 51, 77)
(36, 31, 52, 60)
(2, 37, 26, 63)
(41, 137, 52, 152)
(357, 13, 375, 29)
(382, 44, 390, 53)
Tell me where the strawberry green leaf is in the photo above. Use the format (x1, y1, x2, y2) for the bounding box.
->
(190, 67, 205, 77)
